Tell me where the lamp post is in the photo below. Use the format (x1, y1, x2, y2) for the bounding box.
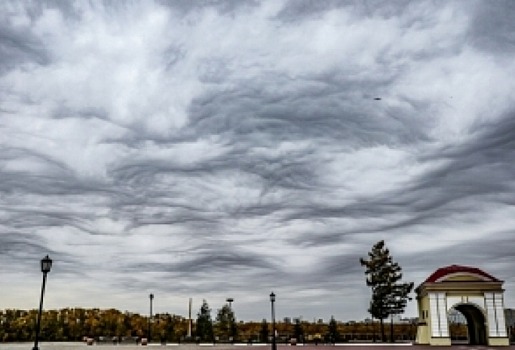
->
(226, 298, 234, 342)
(148, 294, 154, 343)
(270, 292, 276, 350)
(33, 255, 52, 350)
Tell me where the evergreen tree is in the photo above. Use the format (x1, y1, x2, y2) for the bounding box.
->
(327, 316, 339, 344)
(259, 319, 269, 343)
(359, 240, 414, 342)
(196, 300, 213, 342)
(215, 303, 237, 342)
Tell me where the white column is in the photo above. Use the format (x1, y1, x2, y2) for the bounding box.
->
(485, 292, 507, 337)
(494, 293, 507, 337)
(429, 292, 448, 337)
(485, 292, 497, 337)
(438, 293, 449, 337)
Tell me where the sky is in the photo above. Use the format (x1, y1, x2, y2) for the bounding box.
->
(1, 0, 515, 323)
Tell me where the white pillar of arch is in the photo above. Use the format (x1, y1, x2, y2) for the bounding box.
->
(429, 292, 449, 338)
(485, 292, 507, 338)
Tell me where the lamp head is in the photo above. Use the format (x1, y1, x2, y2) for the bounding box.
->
(41, 255, 52, 273)
(270, 292, 275, 302)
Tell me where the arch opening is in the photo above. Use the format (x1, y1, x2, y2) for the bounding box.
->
(449, 304, 487, 345)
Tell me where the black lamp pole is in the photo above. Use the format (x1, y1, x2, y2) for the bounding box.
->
(148, 293, 154, 342)
(33, 255, 52, 350)
(270, 292, 276, 350)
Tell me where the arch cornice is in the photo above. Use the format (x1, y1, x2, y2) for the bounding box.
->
(416, 281, 504, 297)
(421, 265, 501, 283)
(415, 265, 504, 297)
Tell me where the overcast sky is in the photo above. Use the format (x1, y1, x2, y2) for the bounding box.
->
(1, 0, 515, 322)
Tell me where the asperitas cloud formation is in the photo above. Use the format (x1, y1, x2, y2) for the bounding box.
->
(1, 0, 515, 321)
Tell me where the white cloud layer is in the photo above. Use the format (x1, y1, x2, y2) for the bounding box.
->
(1, 0, 515, 321)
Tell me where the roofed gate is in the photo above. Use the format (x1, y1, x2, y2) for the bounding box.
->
(416, 265, 509, 346)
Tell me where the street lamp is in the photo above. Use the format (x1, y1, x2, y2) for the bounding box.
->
(226, 298, 234, 308)
(33, 255, 52, 350)
(270, 292, 276, 350)
(148, 294, 154, 343)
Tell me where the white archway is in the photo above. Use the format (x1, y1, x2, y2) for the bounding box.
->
(415, 265, 509, 346)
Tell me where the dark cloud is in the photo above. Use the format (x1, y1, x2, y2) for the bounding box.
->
(0, 233, 47, 261)
(407, 110, 515, 211)
(277, 0, 416, 22)
(0, 25, 49, 72)
(157, 0, 260, 16)
(276, 0, 348, 21)
(470, 1, 515, 55)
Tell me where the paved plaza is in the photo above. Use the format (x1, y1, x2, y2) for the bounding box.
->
(149, 345, 513, 350)
(194, 345, 509, 350)
(1, 343, 515, 350)
(120, 344, 515, 350)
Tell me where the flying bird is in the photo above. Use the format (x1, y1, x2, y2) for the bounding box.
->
(374, 97, 382, 100)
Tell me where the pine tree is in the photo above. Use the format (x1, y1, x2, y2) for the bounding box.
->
(359, 240, 414, 342)
(215, 303, 237, 342)
(327, 316, 339, 344)
(196, 300, 213, 342)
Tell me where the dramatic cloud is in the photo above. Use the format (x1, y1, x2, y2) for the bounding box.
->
(1, 0, 515, 321)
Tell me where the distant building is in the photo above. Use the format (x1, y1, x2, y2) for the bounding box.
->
(361, 316, 416, 324)
(400, 317, 418, 325)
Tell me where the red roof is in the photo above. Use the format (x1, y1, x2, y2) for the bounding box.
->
(423, 264, 499, 283)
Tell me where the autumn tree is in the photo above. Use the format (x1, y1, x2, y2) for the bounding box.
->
(196, 300, 213, 342)
(359, 240, 414, 342)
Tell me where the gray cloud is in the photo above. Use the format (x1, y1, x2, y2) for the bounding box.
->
(1, 0, 515, 321)
(470, 1, 515, 55)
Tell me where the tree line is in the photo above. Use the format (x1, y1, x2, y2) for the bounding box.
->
(0, 307, 182, 343)
(0, 306, 429, 343)
(1, 240, 423, 343)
